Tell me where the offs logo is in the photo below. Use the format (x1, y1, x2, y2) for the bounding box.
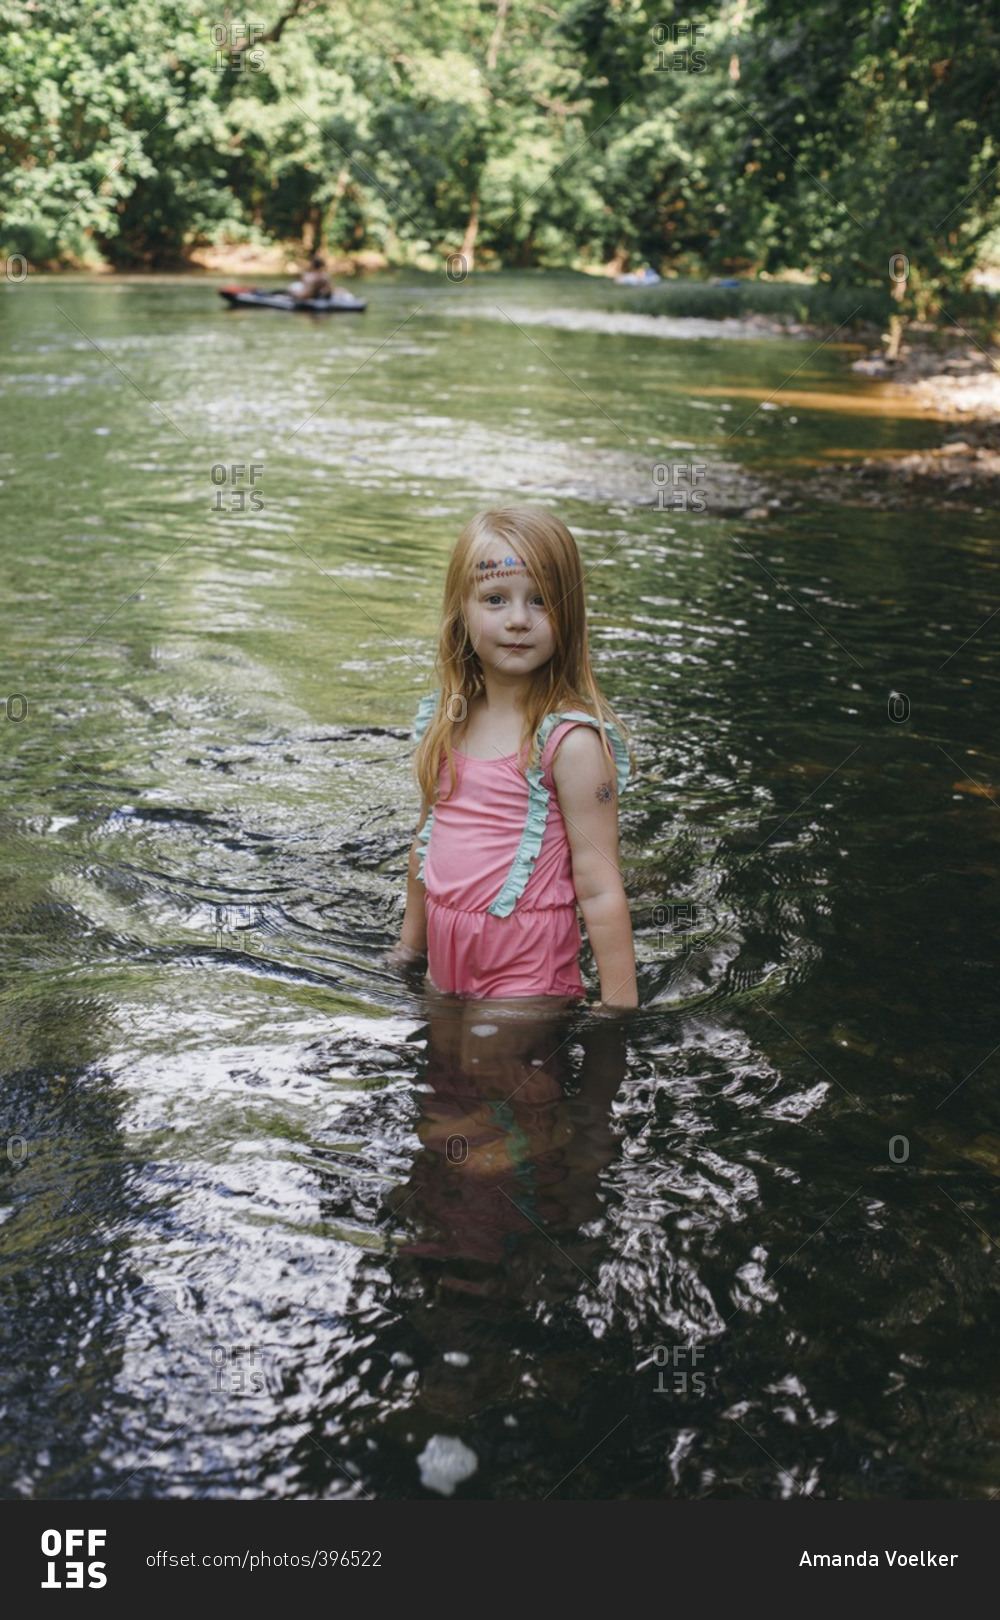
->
(41, 1529, 107, 1589)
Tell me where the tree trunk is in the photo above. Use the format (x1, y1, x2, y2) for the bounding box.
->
(309, 203, 323, 255)
(321, 166, 352, 251)
(885, 265, 907, 360)
(486, 0, 510, 72)
(459, 192, 480, 271)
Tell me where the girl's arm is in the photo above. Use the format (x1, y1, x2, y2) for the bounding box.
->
(551, 728, 638, 1009)
(386, 796, 432, 968)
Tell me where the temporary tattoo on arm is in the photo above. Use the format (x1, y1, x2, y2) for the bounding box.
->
(595, 778, 616, 804)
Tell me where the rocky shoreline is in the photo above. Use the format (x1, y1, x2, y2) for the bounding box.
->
(753, 336, 1000, 514)
(847, 341, 1000, 506)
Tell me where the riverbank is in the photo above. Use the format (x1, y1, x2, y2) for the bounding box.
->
(741, 336, 1000, 516)
(858, 343, 1000, 505)
(837, 341, 1000, 509)
(188, 243, 387, 278)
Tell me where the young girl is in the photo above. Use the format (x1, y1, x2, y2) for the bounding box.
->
(388, 506, 638, 1010)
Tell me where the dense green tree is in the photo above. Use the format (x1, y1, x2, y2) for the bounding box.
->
(0, 0, 243, 266)
(728, 0, 1000, 319)
(1, 0, 997, 316)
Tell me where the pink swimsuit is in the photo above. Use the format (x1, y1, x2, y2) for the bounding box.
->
(412, 696, 630, 1000)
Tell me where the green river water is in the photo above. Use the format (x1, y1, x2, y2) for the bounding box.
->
(1, 270, 998, 1500)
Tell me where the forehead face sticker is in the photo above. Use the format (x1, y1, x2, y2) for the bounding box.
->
(472, 553, 529, 579)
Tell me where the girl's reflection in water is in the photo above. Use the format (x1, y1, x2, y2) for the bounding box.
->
(385, 987, 631, 1422)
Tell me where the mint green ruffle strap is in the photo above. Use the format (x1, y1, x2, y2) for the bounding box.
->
(486, 711, 630, 919)
(411, 691, 440, 883)
(412, 691, 439, 744)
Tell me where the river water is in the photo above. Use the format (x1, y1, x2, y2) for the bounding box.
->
(1, 271, 997, 1501)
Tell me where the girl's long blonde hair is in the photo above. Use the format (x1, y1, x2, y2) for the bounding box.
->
(414, 506, 634, 803)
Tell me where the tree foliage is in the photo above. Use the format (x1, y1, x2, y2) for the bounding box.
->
(1, 0, 997, 304)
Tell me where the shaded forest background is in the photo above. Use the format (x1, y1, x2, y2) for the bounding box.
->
(2, 0, 999, 325)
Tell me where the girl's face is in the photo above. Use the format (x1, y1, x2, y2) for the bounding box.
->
(464, 555, 556, 681)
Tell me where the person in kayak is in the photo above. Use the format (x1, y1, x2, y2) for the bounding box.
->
(288, 254, 335, 302)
